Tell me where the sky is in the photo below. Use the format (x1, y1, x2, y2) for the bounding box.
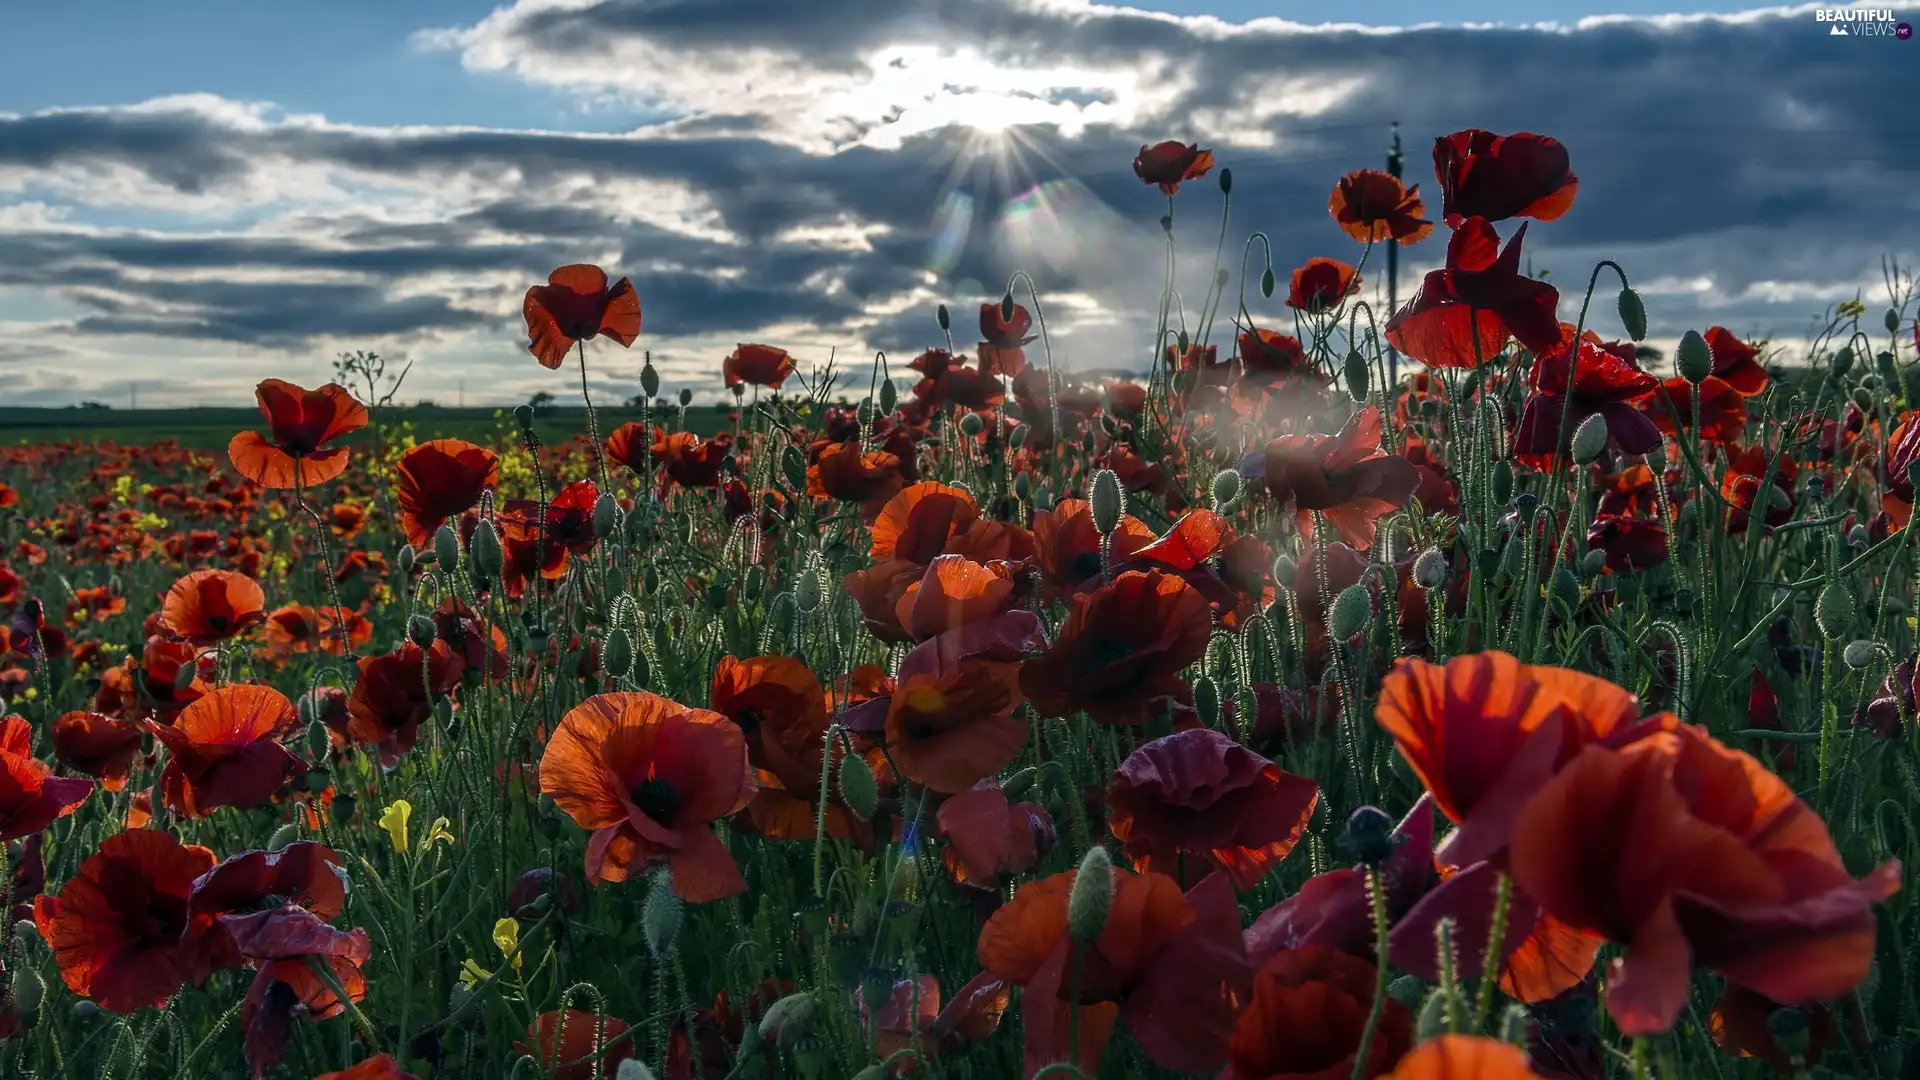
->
(0, 0, 1913, 408)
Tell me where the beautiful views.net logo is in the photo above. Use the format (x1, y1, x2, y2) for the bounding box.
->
(1815, 8, 1912, 37)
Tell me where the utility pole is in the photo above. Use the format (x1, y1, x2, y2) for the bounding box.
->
(1386, 121, 1403, 388)
(130, 383, 137, 411)
(459, 380, 465, 409)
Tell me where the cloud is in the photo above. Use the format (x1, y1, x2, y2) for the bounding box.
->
(0, 0, 1914, 406)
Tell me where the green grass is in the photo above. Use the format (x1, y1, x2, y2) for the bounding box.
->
(4, 404, 734, 450)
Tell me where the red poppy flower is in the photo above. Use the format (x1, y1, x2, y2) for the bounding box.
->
(516, 1010, 636, 1080)
(524, 264, 641, 370)
(160, 568, 267, 645)
(1708, 986, 1837, 1076)
(649, 429, 734, 489)
(0, 484, 16, 509)
(539, 692, 755, 899)
(346, 641, 464, 763)
(914, 360, 1006, 410)
(1703, 327, 1768, 395)
(708, 654, 856, 839)
(315, 1055, 420, 1080)
(886, 613, 1042, 792)
(808, 440, 905, 514)
(1586, 514, 1669, 572)
(1433, 129, 1578, 227)
(724, 343, 796, 390)
(1262, 406, 1420, 551)
(50, 710, 143, 791)
(1021, 570, 1211, 726)
(394, 440, 500, 548)
(225, 903, 371, 1076)
(1386, 217, 1562, 368)
(870, 482, 980, 563)
(1287, 258, 1362, 314)
(1720, 443, 1796, 534)
(1031, 498, 1155, 594)
(1640, 376, 1748, 445)
(1886, 413, 1920, 529)
(1329, 169, 1434, 246)
(1383, 1035, 1544, 1080)
(845, 559, 924, 644)
(226, 379, 369, 489)
(604, 421, 651, 475)
(1133, 141, 1215, 195)
(1513, 329, 1661, 462)
(1237, 328, 1323, 390)
(34, 829, 220, 1013)
(937, 780, 1053, 887)
(1510, 719, 1901, 1035)
(1220, 944, 1412, 1080)
(1106, 380, 1148, 414)
(979, 869, 1249, 1075)
(0, 714, 93, 842)
(146, 684, 302, 817)
(896, 555, 1017, 641)
(262, 603, 365, 657)
(1107, 729, 1318, 890)
(190, 841, 348, 967)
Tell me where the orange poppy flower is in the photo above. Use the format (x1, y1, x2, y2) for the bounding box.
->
(1021, 570, 1211, 727)
(315, 1055, 420, 1080)
(896, 555, 1017, 641)
(1708, 986, 1837, 1076)
(1433, 129, 1578, 227)
(34, 829, 220, 1013)
(394, 440, 500, 548)
(1287, 257, 1362, 314)
(226, 379, 369, 489)
(346, 641, 464, 763)
(1329, 169, 1434, 246)
(330, 502, 367, 537)
(0, 483, 16, 509)
(1133, 140, 1215, 195)
(1384, 218, 1562, 369)
(515, 1010, 636, 1080)
(146, 684, 303, 818)
(886, 613, 1041, 792)
(604, 420, 652, 475)
(936, 780, 1053, 887)
(845, 558, 924, 644)
(50, 710, 143, 791)
(1509, 720, 1901, 1035)
(1238, 327, 1321, 390)
(980, 868, 1249, 1075)
(1107, 729, 1318, 890)
(1262, 407, 1419, 552)
(1030, 498, 1155, 594)
(649, 428, 734, 489)
(808, 441, 905, 514)
(538, 692, 755, 900)
(1220, 945, 1412, 1080)
(724, 343, 796, 390)
(1381, 1035, 1545, 1080)
(0, 714, 93, 842)
(1703, 326, 1768, 395)
(262, 603, 367, 657)
(1885, 413, 1920, 529)
(160, 568, 267, 645)
(524, 264, 642, 370)
(870, 482, 980, 563)
(709, 655, 849, 841)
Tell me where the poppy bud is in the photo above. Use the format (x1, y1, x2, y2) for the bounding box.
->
(1412, 547, 1448, 590)
(1833, 346, 1855, 377)
(408, 614, 437, 648)
(1340, 805, 1396, 867)
(513, 404, 537, 433)
(1177, 330, 1191, 356)
(331, 791, 357, 826)
(1844, 640, 1881, 669)
(1329, 584, 1371, 640)
(1887, 308, 1903, 335)
(433, 697, 453, 727)
(780, 445, 807, 492)
(434, 524, 460, 573)
(11, 963, 44, 1018)
(592, 494, 619, 539)
(1006, 423, 1030, 451)
(959, 412, 984, 437)
(878, 378, 898, 415)
(1271, 554, 1296, 590)
(1260, 267, 1276, 299)
(1215, 267, 1230, 288)
(795, 565, 828, 615)
(1513, 491, 1538, 523)
(838, 751, 878, 821)
(642, 868, 683, 958)
(72, 1000, 101, 1021)
(471, 519, 503, 581)
(674, 388, 691, 408)
(1766, 1006, 1811, 1060)
(1582, 548, 1607, 577)
(1031, 478, 1055, 512)
(1192, 675, 1221, 730)
(1387, 975, 1426, 1009)
(1816, 584, 1855, 640)
(936, 303, 951, 331)
(1344, 350, 1370, 403)
(638, 357, 661, 399)
(1853, 386, 1874, 411)
(706, 582, 730, 610)
(1849, 525, 1870, 548)
(1067, 846, 1113, 941)
(1550, 568, 1582, 615)
(397, 545, 417, 574)
(1210, 469, 1240, 509)
(268, 823, 301, 851)
(1001, 765, 1037, 802)
(1089, 469, 1124, 536)
(760, 993, 820, 1051)
(1013, 472, 1032, 501)
(1491, 458, 1514, 506)
(1570, 413, 1608, 465)
(617, 1060, 660, 1080)
(1676, 330, 1713, 385)
(1000, 292, 1016, 323)
(1617, 286, 1647, 342)
(1218, 166, 1232, 195)
(603, 629, 634, 680)
(1499, 1003, 1529, 1045)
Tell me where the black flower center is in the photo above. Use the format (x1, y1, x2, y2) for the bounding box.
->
(630, 776, 680, 824)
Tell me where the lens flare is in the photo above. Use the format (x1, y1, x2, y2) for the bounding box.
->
(926, 190, 975, 276)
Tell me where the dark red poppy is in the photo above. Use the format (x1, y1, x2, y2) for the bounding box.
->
(1133, 141, 1215, 195)
(915, 359, 1006, 410)
(1886, 412, 1920, 529)
(1108, 729, 1318, 889)
(1107, 380, 1148, 414)
(1513, 328, 1661, 462)
(34, 829, 220, 1013)
(1385, 217, 1562, 368)
(724, 343, 795, 390)
(1586, 514, 1669, 572)
(885, 613, 1041, 792)
(1329, 169, 1434, 246)
(524, 264, 642, 370)
(227, 379, 369, 490)
(516, 1010, 636, 1080)
(146, 684, 302, 817)
(937, 780, 1053, 888)
(1031, 498, 1155, 593)
(808, 441, 905, 514)
(346, 641, 464, 763)
(1720, 443, 1796, 533)
(1287, 258, 1361, 314)
(1237, 328, 1323, 391)
(1709, 986, 1837, 1076)
(1433, 129, 1578, 227)
(650, 429, 734, 489)
(50, 710, 143, 791)
(394, 440, 500, 548)
(1220, 945, 1412, 1080)
(1262, 406, 1420, 551)
(980, 300, 1036, 349)
(225, 901, 371, 1076)
(1640, 376, 1748, 445)
(0, 714, 92, 842)
(1703, 326, 1768, 395)
(160, 568, 267, 645)
(1020, 570, 1211, 726)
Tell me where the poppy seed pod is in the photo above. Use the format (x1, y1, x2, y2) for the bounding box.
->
(1260, 266, 1276, 299)
(1089, 469, 1125, 536)
(1816, 584, 1855, 640)
(936, 303, 951, 331)
(1412, 547, 1448, 589)
(617, 1059, 661, 1080)
(1618, 286, 1648, 342)
(1844, 640, 1881, 669)
(1067, 846, 1113, 941)
(642, 868, 683, 958)
(1210, 468, 1241, 508)
(397, 545, 417, 574)
(513, 404, 537, 433)
(1570, 412, 1609, 465)
(433, 525, 460, 574)
(1344, 350, 1371, 403)
(1192, 675, 1221, 729)
(1676, 330, 1713, 385)
(1833, 346, 1855, 377)
(592, 494, 619, 539)
(838, 751, 878, 821)
(1340, 805, 1396, 867)
(1218, 166, 1233, 194)
(640, 360, 661, 399)
(1329, 583, 1371, 639)
(471, 519, 503, 581)
(407, 614, 437, 649)
(603, 629, 634, 680)
(959, 412, 984, 437)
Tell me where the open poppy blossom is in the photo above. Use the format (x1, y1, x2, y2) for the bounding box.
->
(1720, 443, 1797, 534)
(1433, 129, 1578, 227)
(937, 780, 1053, 888)
(1262, 406, 1420, 551)
(50, 710, 143, 791)
(190, 841, 348, 970)
(1238, 328, 1321, 388)
(724, 343, 796, 390)
(1885, 413, 1920, 529)
(0, 714, 93, 842)
(885, 612, 1042, 792)
(160, 568, 267, 645)
(524, 264, 641, 370)
(649, 428, 734, 490)
(1587, 514, 1670, 572)
(1287, 257, 1362, 314)
(896, 555, 1017, 641)
(346, 641, 464, 763)
(1132, 140, 1215, 195)
(146, 684, 302, 817)
(1702, 326, 1769, 395)
(1107, 728, 1319, 889)
(1021, 570, 1211, 726)
(225, 902, 372, 1076)
(844, 558, 926, 644)
(1330, 169, 1434, 246)
(1513, 328, 1661, 463)
(1221, 944, 1412, 1080)
(516, 1010, 636, 1080)
(1386, 216, 1562, 368)
(1031, 498, 1156, 594)
(870, 482, 981, 563)
(539, 692, 755, 900)
(1639, 376, 1748, 445)
(227, 379, 369, 490)
(394, 440, 500, 547)
(35, 829, 220, 1013)
(808, 441, 906, 515)
(708, 654, 861, 841)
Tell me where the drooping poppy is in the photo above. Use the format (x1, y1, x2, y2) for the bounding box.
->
(515, 1010, 636, 1080)
(1220, 944, 1412, 1080)
(1262, 406, 1420, 551)
(1107, 729, 1318, 890)
(1639, 376, 1748, 446)
(50, 710, 143, 791)
(160, 568, 267, 646)
(146, 684, 303, 818)
(346, 641, 465, 763)
(936, 780, 1053, 888)
(1020, 570, 1211, 727)
(1433, 129, 1578, 227)
(1385, 217, 1561, 368)
(724, 344, 796, 390)
(0, 714, 93, 842)
(1133, 141, 1215, 195)
(538, 692, 755, 900)
(394, 440, 500, 548)
(189, 841, 348, 969)
(524, 264, 642, 370)
(980, 300, 1036, 350)
(1030, 498, 1156, 594)
(1513, 329, 1661, 463)
(227, 379, 369, 490)
(1703, 326, 1768, 396)
(226, 903, 372, 1077)
(34, 829, 220, 1013)
(1329, 169, 1434, 246)
(886, 613, 1042, 792)
(1287, 258, 1362, 314)
(1382, 1035, 1546, 1080)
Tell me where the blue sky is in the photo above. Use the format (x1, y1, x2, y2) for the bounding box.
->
(0, 1, 1912, 406)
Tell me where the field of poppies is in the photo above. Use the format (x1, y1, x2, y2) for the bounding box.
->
(1, 129, 1918, 1080)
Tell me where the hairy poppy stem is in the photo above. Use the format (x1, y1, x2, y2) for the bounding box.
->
(577, 339, 610, 493)
(1472, 871, 1513, 1028)
(1350, 866, 1392, 1080)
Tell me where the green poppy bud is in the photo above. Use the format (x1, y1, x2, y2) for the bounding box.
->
(959, 411, 984, 437)
(267, 823, 302, 851)
(1617, 286, 1647, 342)
(1001, 766, 1037, 802)
(1550, 568, 1583, 614)
(1570, 413, 1609, 465)
(1271, 554, 1296, 590)
(593, 494, 619, 539)
(397, 545, 417, 574)
(434, 524, 461, 572)
(1001, 292, 1016, 323)
(1067, 846, 1113, 941)
(1260, 266, 1275, 299)
(471, 519, 503, 581)
(879, 378, 898, 415)
(936, 304, 950, 331)
(781, 444, 808, 491)
(1491, 458, 1514, 506)
(642, 868, 684, 959)
(1089, 469, 1124, 536)
(1013, 472, 1032, 501)
(1412, 547, 1448, 590)
(837, 751, 877, 821)
(407, 613, 437, 649)
(617, 1060, 660, 1080)
(1815, 584, 1854, 640)
(1329, 583, 1371, 639)
(641, 360, 661, 400)
(306, 718, 330, 763)
(1210, 468, 1240, 509)
(1192, 675, 1220, 730)
(1833, 346, 1855, 377)
(1344, 350, 1370, 403)
(1676, 330, 1713, 385)
(1887, 308, 1903, 335)
(1844, 640, 1881, 669)
(1582, 548, 1607, 577)
(604, 628, 634, 680)
(1218, 167, 1232, 195)
(795, 565, 827, 615)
